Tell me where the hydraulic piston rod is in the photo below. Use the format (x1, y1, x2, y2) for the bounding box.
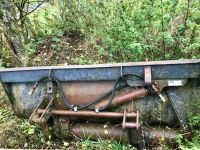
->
(95, 88, 148, 109)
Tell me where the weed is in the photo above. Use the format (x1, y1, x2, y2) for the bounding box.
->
(78, 139, 137, 150)
(176, 99, 200, 149)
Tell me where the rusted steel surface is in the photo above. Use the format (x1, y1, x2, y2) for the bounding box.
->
(115, 80, 200, 126)
(0, 59, 199, 144)
(37, 109, 137, 118)
(166, 79, 200, 126)
(141, 126, 192, 145)
(61, 81, 114, 105)
(35, 109, 140, 129)
(95, 88, 148, 109)
(71, 123, 129, 143)
(28, 96, 47, 122)
(4, 79, 199, 126)
(39, 97, 54, 122)
(30, 115, 47, 124)
(61, 123, 185, 144)
(122, 111, 140, 129)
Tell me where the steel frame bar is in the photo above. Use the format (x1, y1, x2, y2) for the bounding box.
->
(0, 59, 199, 83)
(37, 109, 137, 118)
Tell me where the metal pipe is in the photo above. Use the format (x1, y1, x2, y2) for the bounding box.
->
(71, 123, 130, 143)
(71, 124, 188, 144)
(37, 109, 137, 118)
(95, 88, 148, 109)
(141, 126, 191, 145)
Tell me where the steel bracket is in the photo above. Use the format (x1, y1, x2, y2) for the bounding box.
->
(122, 110, 140, 129)
(47, 82, 53, 94)
(29, 96, 54, 124)
(144, 66, 152, 85)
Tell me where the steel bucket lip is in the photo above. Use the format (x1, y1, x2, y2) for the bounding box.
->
(0, 59, 199, 72)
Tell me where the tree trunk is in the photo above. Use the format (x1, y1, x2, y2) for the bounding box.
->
(0, 0, 27, 67)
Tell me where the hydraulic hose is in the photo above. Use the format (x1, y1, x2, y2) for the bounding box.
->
(30, 70, 145, 111)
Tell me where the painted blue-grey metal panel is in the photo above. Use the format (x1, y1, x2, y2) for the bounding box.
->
(0, 59, 199, 83)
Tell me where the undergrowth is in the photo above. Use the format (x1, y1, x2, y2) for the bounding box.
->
(43, 0, 200, 62)
(176, 100, 200, 150)
(0, 84, 44, 148)
(79, 140, 136, 150)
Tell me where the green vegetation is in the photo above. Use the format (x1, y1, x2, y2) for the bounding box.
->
(0, 0, 199, 67)
(79, 140, 136, 150)
(0, 0, 200, 149)
(176, 101, 200, 150)
(55, 0, 200, 61)
(0, 85, 45, 148)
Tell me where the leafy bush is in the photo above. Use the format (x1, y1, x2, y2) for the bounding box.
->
(57, 0, 200, 62)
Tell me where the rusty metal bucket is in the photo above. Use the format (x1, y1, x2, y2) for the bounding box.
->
(0, 59, 199, 144)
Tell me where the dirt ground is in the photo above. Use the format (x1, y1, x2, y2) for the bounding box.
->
(31, 31, 108, 67)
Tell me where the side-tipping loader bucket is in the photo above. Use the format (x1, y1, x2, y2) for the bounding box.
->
(0, 59, 199, 146)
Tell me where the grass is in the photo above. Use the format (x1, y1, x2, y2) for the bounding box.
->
(0, 84, 46, 148)
(79, 140, 136, 150)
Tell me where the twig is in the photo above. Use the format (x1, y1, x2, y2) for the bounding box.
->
(184, 0, 190, 28)
(17, 0, 46, 20)
(160, 0, 166, 59)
